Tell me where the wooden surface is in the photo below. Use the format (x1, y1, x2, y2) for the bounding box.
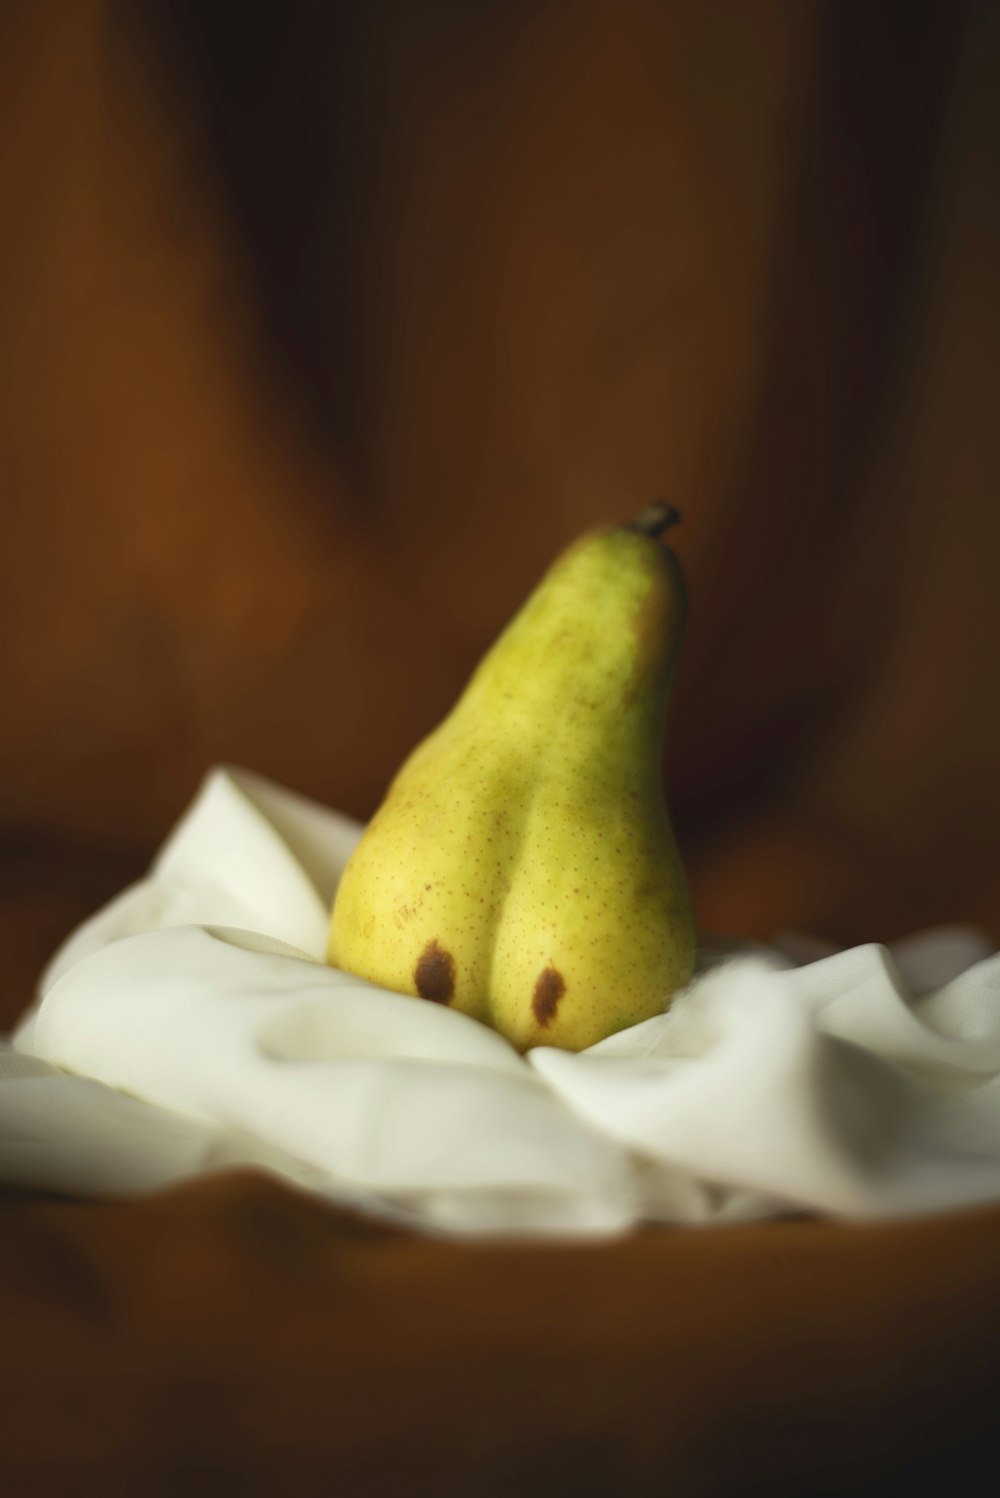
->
(3, 4, 1000, 1492)
(4, 1172, 1000, 1496)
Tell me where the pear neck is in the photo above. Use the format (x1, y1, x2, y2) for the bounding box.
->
(455, 528, 678, 769)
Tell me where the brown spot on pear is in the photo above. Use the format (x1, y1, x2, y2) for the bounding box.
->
(414, 941, 456, 1004)
(532, 967, 566, 1027)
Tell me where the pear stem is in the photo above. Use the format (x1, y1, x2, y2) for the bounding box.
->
(626, 501, 681, 539)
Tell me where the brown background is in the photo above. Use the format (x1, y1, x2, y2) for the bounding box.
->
(2, 2, 999, 1492)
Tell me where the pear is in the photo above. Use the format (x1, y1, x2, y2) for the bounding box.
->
(328, 504, 696, 1051)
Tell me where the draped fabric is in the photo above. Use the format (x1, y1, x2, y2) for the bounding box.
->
(7, 767, 1000, 1236)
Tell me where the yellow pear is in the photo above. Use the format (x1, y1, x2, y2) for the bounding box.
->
(328, 505, 696, 1050)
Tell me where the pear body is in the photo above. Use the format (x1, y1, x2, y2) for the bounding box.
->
(328, 523, 696, 1051)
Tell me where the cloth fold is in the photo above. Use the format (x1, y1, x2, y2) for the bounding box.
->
(5, 766, 1000, 1237)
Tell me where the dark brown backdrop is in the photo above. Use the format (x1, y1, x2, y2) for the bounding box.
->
(2, 0, 999, 1014)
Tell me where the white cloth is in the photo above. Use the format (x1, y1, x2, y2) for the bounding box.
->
(4, 766, 1000, 1237)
